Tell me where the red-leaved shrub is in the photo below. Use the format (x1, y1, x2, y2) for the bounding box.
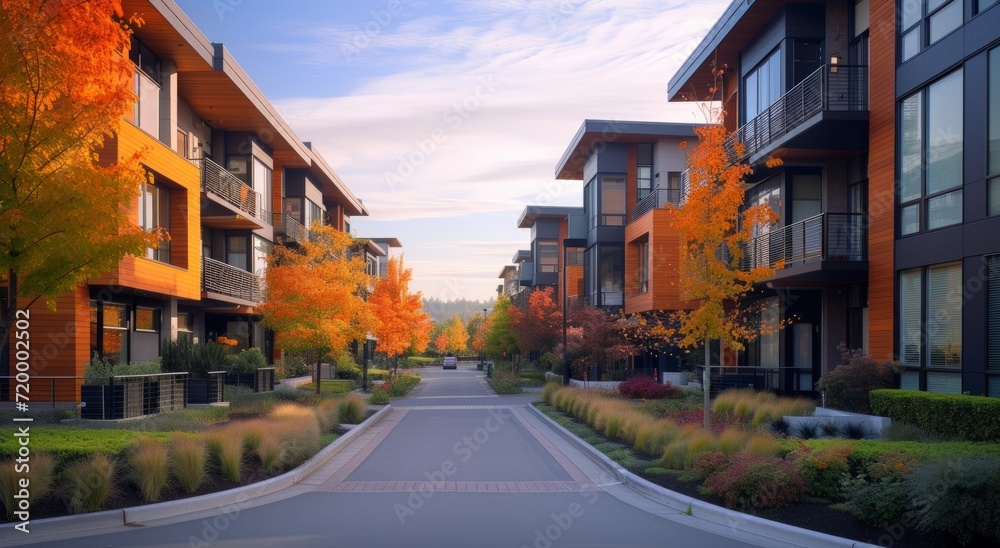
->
(618, 375, 679, 400)
(704, 453, 804, 511)
(694, 451, 730, 480)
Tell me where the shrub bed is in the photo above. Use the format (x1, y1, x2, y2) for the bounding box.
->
(618, 375, 679, 399)
(870, 390, 1000, 442)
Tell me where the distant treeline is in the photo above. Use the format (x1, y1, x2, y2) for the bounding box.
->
(423, 297, 495, 324)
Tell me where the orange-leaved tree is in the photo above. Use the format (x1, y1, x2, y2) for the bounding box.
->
(368, 255, 430, 374)
(0, 0, 160, 350)
(261, 224, 373, 391)
(672, 64, 779, 428)
(442, 314, 469, 355)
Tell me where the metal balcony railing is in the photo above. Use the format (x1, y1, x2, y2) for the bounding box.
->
(725, 64, 868, 161)
(273, 212, 309, 245)
(629, 187, 684, 222)
(739, 213, 866, 272)
(195, 158, 266, 221)
(202, 256, 262, 304)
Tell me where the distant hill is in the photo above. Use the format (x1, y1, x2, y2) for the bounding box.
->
(423, 297, 495, 324)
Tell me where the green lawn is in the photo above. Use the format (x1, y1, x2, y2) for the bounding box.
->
(296, 380, 355, 393)
(0, 428, 171, 461)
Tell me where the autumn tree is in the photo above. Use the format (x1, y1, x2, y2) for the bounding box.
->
(672, 65, 779, 427)
(484, 295, 518, 358)
(368, 256, 430, 374)
(0, 0, 159, 349)
(468, 312, 490, 357)
(261, 225, 373, 391)
(512, 287, 562, 359)
(441, 314, 469, 355)
(565, 306, 637, 378)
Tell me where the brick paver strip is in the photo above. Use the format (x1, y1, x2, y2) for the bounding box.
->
(508, 407, 591, 483)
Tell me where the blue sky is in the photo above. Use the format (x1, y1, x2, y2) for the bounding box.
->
(173, 0, 728, 301)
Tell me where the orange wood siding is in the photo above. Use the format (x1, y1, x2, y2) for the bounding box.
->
(272, 166, 284, 228)
(624, 209, 697, 314)
(16, 284, 90, 394)
(867, 0, 895, 361)
(92, 123, 201, 300)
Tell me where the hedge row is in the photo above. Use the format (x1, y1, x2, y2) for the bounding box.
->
(870, 390, 1000, 442)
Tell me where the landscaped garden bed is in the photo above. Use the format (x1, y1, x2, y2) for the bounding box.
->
(0, 390, 371, 522)
(536, 382, 1000, 547)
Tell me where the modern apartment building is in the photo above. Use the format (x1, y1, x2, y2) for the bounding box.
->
(3, 0, 367, 386)
(515, 206, 586, 307)
(668, 0, 1000, 396)
(554, 121, 697, 317)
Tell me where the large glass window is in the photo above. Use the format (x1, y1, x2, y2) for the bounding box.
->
(103, 303, 129, 365)
(637, 239, 649, 294)
(927, 263, 962, 367)
(227, 235, 249, 271)
(138, 183, 170, 263)
(981, 0, 1000, 14)
(990, 178, 1000, 217)
(899, 0, 962, 62)
(637, 144, 653, 200)
(252, 158, 272, 218)
(129, 37, 161, 137)
(743, 49, 782, 123)
(598, 245, 624, 307)
(135, 307, 161, 332)
(537, 239, 558, 273)
(899, 262, 963, 391)
(601, 176, 626, 226)
(898, 69, 963, 235)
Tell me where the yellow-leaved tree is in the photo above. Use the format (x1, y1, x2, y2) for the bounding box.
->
(0, 0, 160, 349)
(672, 64, 780, 428)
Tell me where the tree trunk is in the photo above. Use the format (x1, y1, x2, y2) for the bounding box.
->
(703, 339, 711, 430)
(0, 270, 18, 354)
(315, 357, 321, 395)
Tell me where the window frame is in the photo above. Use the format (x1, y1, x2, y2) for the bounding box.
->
(138, 183, 170, 263)
(897, 69, 964, 236)
(898, 0, 963, 63)
(637, 239, 649, 295)
(636, 143, 653, 201)
(898, 262, 964, 392)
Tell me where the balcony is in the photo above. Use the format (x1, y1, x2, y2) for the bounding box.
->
(195, 158, 266, 228)
(739, 213, 867, 282)
(726, 65, 868, 164)
(629, 187, 683, 223)
(518, 263, 535, 287)
(202, 256, 262, 306)
(273, 212, 309, 245)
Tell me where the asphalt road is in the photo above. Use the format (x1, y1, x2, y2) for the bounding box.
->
(17, 365, 769, 548)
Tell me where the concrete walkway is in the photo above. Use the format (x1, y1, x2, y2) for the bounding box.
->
(5, 365, 874, 547)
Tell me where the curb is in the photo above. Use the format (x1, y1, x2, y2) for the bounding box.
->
(526, 404, 880, 548)
(0, 405, 392, 544)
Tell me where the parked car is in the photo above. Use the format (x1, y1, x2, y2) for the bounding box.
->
(443, 356, 457, 370)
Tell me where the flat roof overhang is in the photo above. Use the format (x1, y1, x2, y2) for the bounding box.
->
(667, 0, 826, 104)
(555, 120, 697, 180)
(516, 206, 585, 228)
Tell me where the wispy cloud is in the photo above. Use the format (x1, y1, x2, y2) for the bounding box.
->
(266, 0, 727, 299)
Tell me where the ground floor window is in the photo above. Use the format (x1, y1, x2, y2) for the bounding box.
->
(90, 301, 129, 365)
(898, 262, 963, 393)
